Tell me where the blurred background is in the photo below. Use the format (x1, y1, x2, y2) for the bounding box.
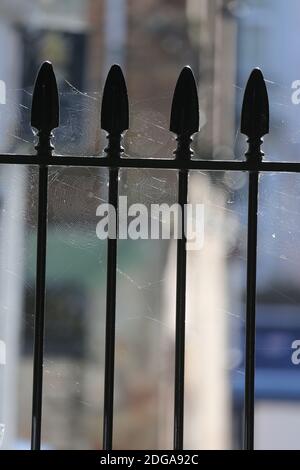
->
(0, 0, 300, 450)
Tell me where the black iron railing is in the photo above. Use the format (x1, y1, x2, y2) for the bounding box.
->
(0, 60, 298, 451)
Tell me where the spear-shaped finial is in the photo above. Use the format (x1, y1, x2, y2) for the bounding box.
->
(31, 61, 59, 155)
(241, 68, 269, 159)
(170, 66, 199, 160)
(101, 64, 129, 136)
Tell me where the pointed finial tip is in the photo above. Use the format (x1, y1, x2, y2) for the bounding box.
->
(42, 60, 52, 67)
(110, 63, 122, 72)
(178, 65, 194, 82)
(106, 64, 123, 79)
(170, 66, 199, 136)
(38, 61, 54, 75)
(177, 66, 195, 85)
(241, 67, 269, 139)
(101, 64, 129, 134)
(182, 65, 192, 73)
(31, 61, 59, 131)
(249, 67, 264, 81)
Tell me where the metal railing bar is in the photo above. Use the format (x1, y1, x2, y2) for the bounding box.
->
(244, 169, 259, 450)
(101, 65, 129, 450)
(31, 163, 48, 450)
(30, 61, 59, 450)
(174, 168, 188, 450)
(170, 67, 199, 450)
(241, 68, 269, 450)
(102, 166, 118, 450)
(1, 154, 300, 172)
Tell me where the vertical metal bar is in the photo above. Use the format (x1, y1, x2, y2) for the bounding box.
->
(174, 168, 188, 450)
(244, 170, 259, 450)
(31, 164, 48, 450)
(30, 61, 59, 450)
(101, 65, 128, 450)
(241, 68, 269, 450)
(103, 167, 118, 450)
(170, 67, 199, 450)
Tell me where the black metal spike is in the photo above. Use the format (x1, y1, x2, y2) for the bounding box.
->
(241, 68, 269, 140)
(170, 66, 199, 137)
(31, 61, 59, 132)
(101, 64, 129, 134)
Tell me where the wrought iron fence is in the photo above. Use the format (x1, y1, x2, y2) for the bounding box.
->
(0, 60, 298, 451)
